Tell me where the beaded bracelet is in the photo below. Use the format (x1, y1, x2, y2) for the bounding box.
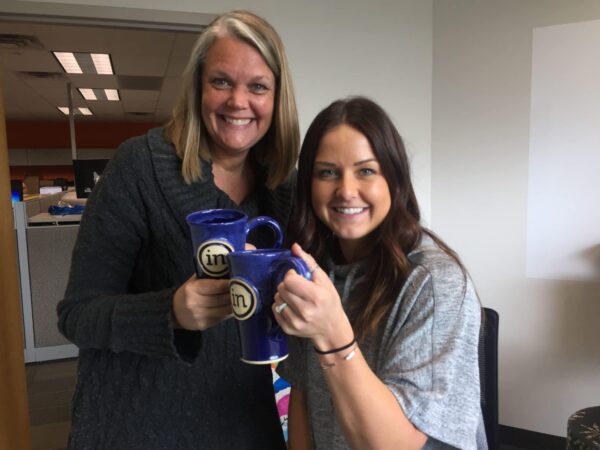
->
(320, 345, 358, 371)
(313, 336, 356, 355)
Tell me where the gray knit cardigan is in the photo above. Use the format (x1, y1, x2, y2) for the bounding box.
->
(58, 128, 293, 449)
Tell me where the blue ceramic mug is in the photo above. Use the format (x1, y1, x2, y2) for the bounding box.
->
(186, 209, 283, 279)
(228, 249, 312, 364)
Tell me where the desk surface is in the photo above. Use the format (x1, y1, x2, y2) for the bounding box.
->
(28, 213, 82, 226)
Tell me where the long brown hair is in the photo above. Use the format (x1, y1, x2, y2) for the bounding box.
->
(287, 97, 463, 339)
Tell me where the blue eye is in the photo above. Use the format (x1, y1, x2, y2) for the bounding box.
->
(359, 167, 376, 176)
(316, 168, 338, 179)
(211, 78, 230, 89)
(249, 83, 269, 94)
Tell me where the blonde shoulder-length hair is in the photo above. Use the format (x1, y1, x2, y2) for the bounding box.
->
(165, 10, 299, 189)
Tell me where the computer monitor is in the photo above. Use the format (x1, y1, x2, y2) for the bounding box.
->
(73, 159, 109, 199)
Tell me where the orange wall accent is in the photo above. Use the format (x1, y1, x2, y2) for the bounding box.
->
(10, 165, 75, 181)
(6, 121, 160, 149)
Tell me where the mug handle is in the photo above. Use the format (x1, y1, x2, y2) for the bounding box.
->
(273, 256, 312, 284)
(245, 216, 284, 248)
(269, 257, 312, 335)
(269, 256, 312, 334)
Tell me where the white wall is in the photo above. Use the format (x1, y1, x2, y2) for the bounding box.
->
(432, 1, 600, 437)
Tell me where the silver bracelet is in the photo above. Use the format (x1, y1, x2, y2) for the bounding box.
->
(319, 344, 358, 371)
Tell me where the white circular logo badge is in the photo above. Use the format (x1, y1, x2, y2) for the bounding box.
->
(229, 278, 257, 320)
(197, 240, 234, 278)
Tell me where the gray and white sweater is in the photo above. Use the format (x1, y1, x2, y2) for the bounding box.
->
(58, 127, 293, 449)
(278, 237, 487, 450)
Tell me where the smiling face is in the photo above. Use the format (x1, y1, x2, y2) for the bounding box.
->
(311, 124, 392, 262)
(201, 36, 276, 160)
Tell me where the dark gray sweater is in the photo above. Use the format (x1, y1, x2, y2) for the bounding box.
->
(58, 128, 293, 449)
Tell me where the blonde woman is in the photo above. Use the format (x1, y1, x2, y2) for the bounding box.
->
(58, 11, 298, 449)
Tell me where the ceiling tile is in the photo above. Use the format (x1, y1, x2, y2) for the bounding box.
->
(166, 32, 200, 76)
(1, 20, 192, 123)
(119, 89, 160, 102)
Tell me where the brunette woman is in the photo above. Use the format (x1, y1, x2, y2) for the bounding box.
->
(274, 97, 486, 450)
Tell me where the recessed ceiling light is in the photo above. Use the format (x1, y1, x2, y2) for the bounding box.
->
(57, 106, 93, 116)
(77, 88, 120, 101)
(91, 54, 113, 75)
(78, 88, 97, 100)
(53, 51, 114, 75)
(104, 89, 119, 101)
(53, 52, 82, 74)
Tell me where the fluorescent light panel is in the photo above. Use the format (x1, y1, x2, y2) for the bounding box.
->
(104, 89, 119, 101)
(78, 88, 120, 101)
(53, 51, 114, 75)
(57, 107, 93, 116)
(91, 54, 113, 75)
(53, 52, 82, 74)
(79, 88, 97, 100)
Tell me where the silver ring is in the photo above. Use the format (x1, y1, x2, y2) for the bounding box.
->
(275, 302, 288, 314)
(310, 265, 319, 275)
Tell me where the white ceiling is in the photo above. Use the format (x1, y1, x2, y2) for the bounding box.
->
(0, 19, 202, 123)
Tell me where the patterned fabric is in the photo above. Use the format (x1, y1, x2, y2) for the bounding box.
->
(568, 407, 600, 449)
(272, 367, 291, 441)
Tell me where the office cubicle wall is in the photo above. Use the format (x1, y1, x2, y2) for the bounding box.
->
(26, 226, 78, 348)
(14, 202, 78, 362)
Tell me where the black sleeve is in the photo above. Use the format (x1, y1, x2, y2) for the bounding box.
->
(57, 142, 178, 359)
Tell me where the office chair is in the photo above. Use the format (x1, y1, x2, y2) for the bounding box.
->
(479, 307, 499, 450)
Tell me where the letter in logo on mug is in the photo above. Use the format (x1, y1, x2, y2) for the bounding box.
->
(197, 240, 234, 278)
(229, 279, 257, 320)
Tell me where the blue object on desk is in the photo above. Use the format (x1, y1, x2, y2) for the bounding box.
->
(48, 205, 85, 215)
